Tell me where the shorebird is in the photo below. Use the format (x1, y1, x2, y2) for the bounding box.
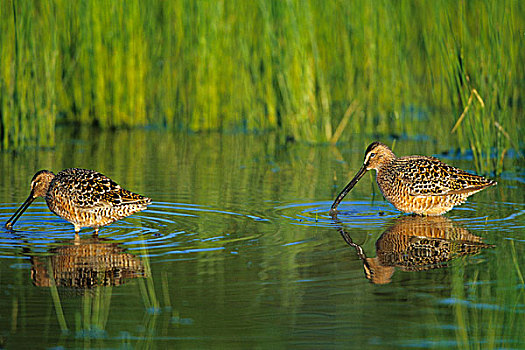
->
(331, 142, 496, 215)
(5, 168, 151, 235)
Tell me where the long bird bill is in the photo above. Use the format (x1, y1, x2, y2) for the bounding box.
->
(330, 165, 368, 212)
(5, 195, 36, 229)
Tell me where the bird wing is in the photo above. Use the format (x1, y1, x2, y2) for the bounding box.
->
(100, 188, 151, 206)
(56, 169, 150, 209)
(397, 157, 491, 197)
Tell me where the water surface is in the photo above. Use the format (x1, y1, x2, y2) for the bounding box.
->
(0, 129, 523, 348)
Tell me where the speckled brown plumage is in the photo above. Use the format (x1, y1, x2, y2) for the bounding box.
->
(5, 168, 151, 234)
(331, 142, 496, 215)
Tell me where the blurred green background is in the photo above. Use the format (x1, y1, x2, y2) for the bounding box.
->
(1, 0, 523, 173)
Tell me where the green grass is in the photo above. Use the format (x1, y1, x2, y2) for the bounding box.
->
(1, 0, 523, 174)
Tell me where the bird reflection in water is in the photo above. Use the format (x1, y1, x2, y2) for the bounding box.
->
(30, 237, 145, 291)
(331, 214, 494, 284)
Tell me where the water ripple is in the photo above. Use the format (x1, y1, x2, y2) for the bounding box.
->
(0, 201, 271, 261)
(273, 200, 400, 228)
(272, 200, 525, 241)
(0, 199, 522, 261)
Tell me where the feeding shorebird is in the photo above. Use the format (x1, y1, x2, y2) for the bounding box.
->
(5, 168, 151, 235)
(331, 142, 496, 215)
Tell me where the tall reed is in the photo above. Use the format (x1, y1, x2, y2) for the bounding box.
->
(1, 0, 56, 149)
(1, 0, 522, 173)
(429, 0, 523, 174)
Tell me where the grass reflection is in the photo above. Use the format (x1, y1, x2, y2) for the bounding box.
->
(333, 212, 524, 346)
(138, 241, 159, 313)
(23, 235, 180, 347)
(25, 236, 148, 344)
(0, 130, 522, 347)
(450, 241, 525, 349)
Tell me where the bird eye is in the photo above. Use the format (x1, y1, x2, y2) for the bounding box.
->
(370, 153, 376, 158)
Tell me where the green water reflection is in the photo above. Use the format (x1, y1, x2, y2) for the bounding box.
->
(0, 128, 523, 348)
